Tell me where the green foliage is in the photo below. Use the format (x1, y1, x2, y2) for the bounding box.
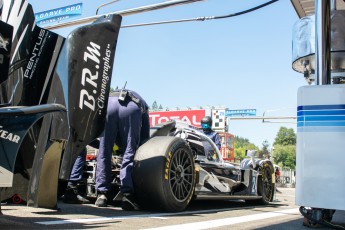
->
(234, 136, 250, 147)
(274, 127, 296, 145)
(258, 140, 270, 159)
(110, 87, 116, 93)
(151, 101, 158, 111)
(234, 136, 258, 161)
(234, 146, 247, 162)
(272, 127, 296, 169)
(150, 101, 164, 111)
(272, 144, 296, 169)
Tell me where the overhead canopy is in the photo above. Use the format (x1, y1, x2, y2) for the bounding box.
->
(291, 0, 345, 18)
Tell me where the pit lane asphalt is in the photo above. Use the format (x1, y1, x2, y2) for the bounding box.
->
(0, 188, 344, 229)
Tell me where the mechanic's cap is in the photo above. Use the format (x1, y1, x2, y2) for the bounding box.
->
(201, 116, 212, 128)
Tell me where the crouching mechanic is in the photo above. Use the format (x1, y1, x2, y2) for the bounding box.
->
(63, 139, 100, 204)
(63, 148, 90, 204)
(95, 89, 150, 210)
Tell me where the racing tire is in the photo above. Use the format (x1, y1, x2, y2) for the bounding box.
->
(133, 136, 196, 212)
(247, 162, 274, 205)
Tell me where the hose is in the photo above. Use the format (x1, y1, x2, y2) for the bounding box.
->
(213, 0, 279, 20)
(122, 0, 280, 28)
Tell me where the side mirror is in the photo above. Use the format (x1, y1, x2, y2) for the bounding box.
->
(246, 149, 257, 168)
(246, 150, 257, 157)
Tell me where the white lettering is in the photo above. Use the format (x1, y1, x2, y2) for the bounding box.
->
(150, 114, 160, 126)
(66, 5, 81, 12)
(12, 135, 20, 143)
(158, 117, 169, 124)
(5, 133, 13, 141)
(84, 42, 100, 64)
(79, 42, 101, 112)
(1, 130, 8, 138)
(79, 89, 95, 111)
(180, 115, 192, 124)
(149, 113, 202, 126)
(0, 128, 20, 143)
(192, 116, 201, 126)
(24, 29, 46, 79)
(81, 68, 98, 88)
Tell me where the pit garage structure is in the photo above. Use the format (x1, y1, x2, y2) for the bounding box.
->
(291, 0, 345, 225)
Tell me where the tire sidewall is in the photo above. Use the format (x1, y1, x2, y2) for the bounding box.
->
(258, 162, 274, 203)
(160, 139, 196, 211)
(133, 137, 196, 212)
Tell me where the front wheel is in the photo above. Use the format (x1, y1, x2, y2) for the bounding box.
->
(247, 162, 274, 205)
(133, 136, 196, 212)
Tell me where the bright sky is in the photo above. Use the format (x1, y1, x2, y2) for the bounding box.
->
(28, 0, 306, 148)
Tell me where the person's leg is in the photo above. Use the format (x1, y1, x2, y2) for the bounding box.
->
(63, 149, 90, 204)
(95, 98, 118, 207)
(118, 103, 142, 194)
(69, 149, 87, 186)
(118, 102, 142, 210)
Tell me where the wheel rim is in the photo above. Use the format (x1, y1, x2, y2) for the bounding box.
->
(262, 166, 273, 201)
(168, 148, 194, 202)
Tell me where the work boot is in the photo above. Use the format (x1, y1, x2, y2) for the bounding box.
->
(95, 193, 108, 207)
(63, 186, 90, 204)
(121, 193, 139, 211)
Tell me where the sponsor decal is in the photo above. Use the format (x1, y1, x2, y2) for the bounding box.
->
(0, 33, 9, 51)
(79, 42, 112, 115)
(34, 3, 83, 26)
(24, 29, 48, 79)
(0, 126, 20, 143)
(225, 109, 256, 117)
(164, 152, 172, 180)
(150, 110, 206, 127)
(251, 175, 257, 194)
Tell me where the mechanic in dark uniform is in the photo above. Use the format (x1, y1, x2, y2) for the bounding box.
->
(63, 149, 91, 204)
(200, 116, 221, 150)
(95, 89, 150, 210)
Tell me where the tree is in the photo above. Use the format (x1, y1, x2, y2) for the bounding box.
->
(151, 101, 158, 111)
(272, 127, 296, 169)
(234, 136, 258, 161)
(110, 87, 116, 93)
(234, 136, 250, 147)
(234, 146, 247, 162)
(258, 140, 270, 159)
(274, 127, 296, 145)
(272, 144, 296, 169)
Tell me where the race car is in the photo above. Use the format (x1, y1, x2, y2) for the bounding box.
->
(0, 0, 274, 211)
(84, 120, 275, 212)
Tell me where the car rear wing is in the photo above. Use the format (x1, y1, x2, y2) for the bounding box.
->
(0, 0, 122, 209)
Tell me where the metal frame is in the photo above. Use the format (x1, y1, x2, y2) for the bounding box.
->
(44, 0, 205, 30)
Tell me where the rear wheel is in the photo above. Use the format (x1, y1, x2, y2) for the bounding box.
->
(133, 136, 196, 212)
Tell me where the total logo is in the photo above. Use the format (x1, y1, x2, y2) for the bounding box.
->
(149, 110, 206, 127)
(0, 33, 9, 51)
(0, 126, 20, 143)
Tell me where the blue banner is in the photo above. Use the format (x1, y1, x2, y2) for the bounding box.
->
(34, 3, 83, 26)
(225, 109, 256, 117)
